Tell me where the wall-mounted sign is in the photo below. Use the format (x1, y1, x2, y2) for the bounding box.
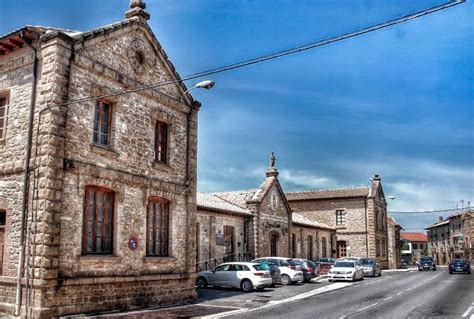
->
(128, 235, 139, 251)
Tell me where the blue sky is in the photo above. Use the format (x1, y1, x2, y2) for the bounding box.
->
(1, 0, 472, 231)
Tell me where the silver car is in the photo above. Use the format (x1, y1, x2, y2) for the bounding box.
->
(360, 257, 382, 277)
(196, 262, 273, 292)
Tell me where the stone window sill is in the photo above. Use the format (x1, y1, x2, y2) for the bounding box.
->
(78, 255, 122, 263)
(152, 160, 171, 170)
(90, 143, 120, 157)
(143, 256, 177, 263)
(336, 226, 347, 230)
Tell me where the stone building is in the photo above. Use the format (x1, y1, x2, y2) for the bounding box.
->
(426, 217, 451, 265)
(387, 217, 402, 269)
(286, 175, 390, 268)
(0, 1, 200, 317)
(196, 165, 335, 268)
(461, 210, 473, 262)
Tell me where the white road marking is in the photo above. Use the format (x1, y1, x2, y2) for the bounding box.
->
(358, 302, 379, 312)
(200, 282, 352, 318)
(462, 303, 474, 318)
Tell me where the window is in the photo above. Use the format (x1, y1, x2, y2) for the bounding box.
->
(322, 237, 327, 258)
(336, 210, 345, 226)
(0, 95, 8, 140)
(155, 121, 168, 163)
(82, 186, 114, 254)
(307, 235, 313, 260)
(412, 243, 418, 250)
(93, 100, 112, 146)
(147, 197, 170, 257)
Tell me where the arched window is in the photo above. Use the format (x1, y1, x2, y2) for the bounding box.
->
(82, 186, 114, 254)
(147, 197, 170, 257)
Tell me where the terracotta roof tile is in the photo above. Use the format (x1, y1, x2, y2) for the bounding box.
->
(401, 232, 427, 242)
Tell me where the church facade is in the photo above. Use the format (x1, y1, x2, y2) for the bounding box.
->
(0, 1, 200, 317)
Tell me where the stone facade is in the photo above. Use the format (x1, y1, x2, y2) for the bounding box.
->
(426, 211, 474, 265)
(196, 166, 336, 268)
(286, 175, 390, 268)
(387, 217, 402, 269)
(0, 3, 199, 318)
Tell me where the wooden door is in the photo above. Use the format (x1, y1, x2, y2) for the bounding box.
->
(337, 241, 347, 258)
(270, 233, 278, 257)
(224, 225, 235, 256)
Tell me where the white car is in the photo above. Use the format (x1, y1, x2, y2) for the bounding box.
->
(196, 262, 273, 292)
(252, 257, 304, 285)
(328, 260, 364, 282)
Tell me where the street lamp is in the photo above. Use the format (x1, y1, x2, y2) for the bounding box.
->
(181, 80, 215, 100)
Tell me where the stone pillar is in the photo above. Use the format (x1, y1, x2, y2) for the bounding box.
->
(24, 33, 74, 316)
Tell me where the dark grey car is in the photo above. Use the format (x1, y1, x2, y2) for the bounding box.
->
(360, 257, 382, 277)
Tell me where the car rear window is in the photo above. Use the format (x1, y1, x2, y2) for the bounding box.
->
(335, 261, 355, 268)
(420, 257, 433, 262)
(306, 260, 317, 267)
(361, 259, 374, 265)
(253, 264, 269, 271)
(280, 260, 291, 267)
(288, 260, 300, 266)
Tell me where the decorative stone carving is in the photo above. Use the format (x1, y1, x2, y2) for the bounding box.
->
(127, 39, 155, 74)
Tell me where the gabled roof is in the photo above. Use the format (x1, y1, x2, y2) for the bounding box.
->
(401, 232, 428, 242)
(292, 213, 334, 230)
(1, 17, 196, 105)
(197, 192, 252, 216)
(286, 187, 370, 201)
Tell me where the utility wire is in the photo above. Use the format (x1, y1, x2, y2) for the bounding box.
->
(44, 0, 464, 110)
(389, 206, 472, 214)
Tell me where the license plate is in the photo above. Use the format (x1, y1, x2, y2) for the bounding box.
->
(457, 268, 462, 271)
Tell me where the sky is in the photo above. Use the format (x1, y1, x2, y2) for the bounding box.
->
(1, 0, 472, 232)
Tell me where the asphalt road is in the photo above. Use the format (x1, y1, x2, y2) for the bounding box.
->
(224, 269, 474, 319)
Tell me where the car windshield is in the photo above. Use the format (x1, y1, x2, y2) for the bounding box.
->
(334, 261, 355, 268)
(420, 257, 433, 262)
(253, 264, 269, 271)
(451, 259, 465, 263)
(360, 259, 374, 265)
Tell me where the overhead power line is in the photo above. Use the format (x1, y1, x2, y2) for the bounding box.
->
(389, 206, 472, 214)
(46, 0, 464, 109)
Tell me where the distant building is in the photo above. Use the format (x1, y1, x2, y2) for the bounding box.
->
(387, 217, 403, 269)
(426, 211, 473, 265)
(286, 175, 390, 268)
(196, 165, 336, 269)
(400, 232, 428, 264)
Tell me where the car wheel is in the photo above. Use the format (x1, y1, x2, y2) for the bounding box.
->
(328, 279, 333, 282)
(433, 268, 436, 271)
(196, 277, 208, 288)
(351, 274, 356, 282)
(418, 269, 422, 272)
(378, 270, 382, 277)
(371, 269, 376, 277)
(280, 274, 291, 286)
(241, 279, 253, 292)
(449, 271, 452, 274)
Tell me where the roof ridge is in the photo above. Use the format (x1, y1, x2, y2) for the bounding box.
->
(212, 194, 249, 210)
(286, 186, 369, 194)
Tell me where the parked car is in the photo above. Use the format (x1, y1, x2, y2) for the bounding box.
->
(339, 257, 361, 262)
(314, 257, 336, 275)
(196, 262, 273, 292)
(359, 257, 382, 277)
(417, 256, 437, 271)
(258, 261, 282, 285)
(252, 257, 304, 285)
(289, 259, 319, 282)
(328, 260, 364, 282)
(448, 259, 471, 274)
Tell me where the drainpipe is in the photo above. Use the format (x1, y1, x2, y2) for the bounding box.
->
(15, 35, 38, 317)
(364, 199, 369, 257)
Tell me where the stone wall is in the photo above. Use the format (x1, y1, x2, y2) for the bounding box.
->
(196, 210, 246, 263)
(291, 225, 333, 260)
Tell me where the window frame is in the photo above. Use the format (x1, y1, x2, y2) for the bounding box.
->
(146, 197, 170, 257)
(82, 186, 115, 255)
(0, 93, 9, 141)
(336, 210, 346, 226)
(154, 120, 168, 164)
(93, 100, 113, 147)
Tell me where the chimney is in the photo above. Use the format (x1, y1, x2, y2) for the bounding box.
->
(125, 0, 150, 21)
